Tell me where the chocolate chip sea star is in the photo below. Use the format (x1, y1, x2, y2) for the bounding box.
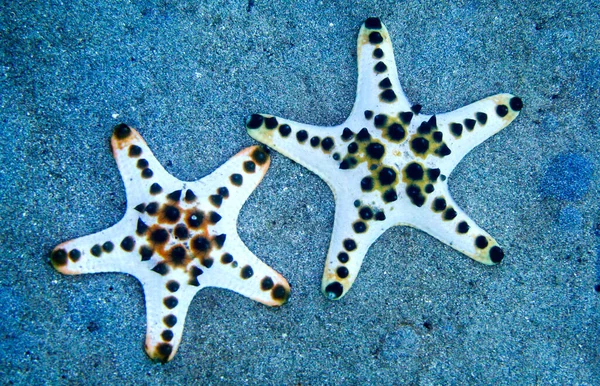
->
(51, 124, 290, 361)
(246, 17, 523, 300)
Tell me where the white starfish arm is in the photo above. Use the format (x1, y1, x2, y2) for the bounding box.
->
(141, 275, 197, 362)
(399, 183, 504, 265)
(433, 94, 523, 174)
(200, 232, 290, 306)
(50, 213, 142, 275)
(350, 17, 412, 118)
(246, 115, 345, 186)
(320, 191, 388, 300)
(195, 145, 271, 217)
(110, 124, 180, 203)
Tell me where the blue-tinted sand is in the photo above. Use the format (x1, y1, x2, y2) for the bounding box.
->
(541, 153, 593, 201)
(1, 0, 599, 384)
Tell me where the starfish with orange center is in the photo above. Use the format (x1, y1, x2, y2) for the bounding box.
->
(51, 124, 290, 361)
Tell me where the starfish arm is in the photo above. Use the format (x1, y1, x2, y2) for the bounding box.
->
(320, 193, 387, 300)
(141, 275, 198, 362)
(434, 94, 523, 174)
(182, 145, 289, 306)
(110, 124, 181, 203)
(193, 145, 271, 217)
(246, 114, 345, 189)
(50, 213, 142, 275)
(350, 17, 412, 118)
(401, 183, 505, 265)
(200, 232, 291, 306)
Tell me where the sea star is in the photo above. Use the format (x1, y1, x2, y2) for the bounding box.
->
(50, 124, 290, 362)
(246, 17, 523, 300)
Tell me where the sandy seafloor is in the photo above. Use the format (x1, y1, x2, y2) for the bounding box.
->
(1, 0, 599, 384)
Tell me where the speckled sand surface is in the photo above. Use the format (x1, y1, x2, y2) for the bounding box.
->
(1, 1, 599, 384)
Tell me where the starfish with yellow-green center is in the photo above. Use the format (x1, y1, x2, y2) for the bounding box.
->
(246, 17, 523, 300)
(51, 124, 290, 362)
